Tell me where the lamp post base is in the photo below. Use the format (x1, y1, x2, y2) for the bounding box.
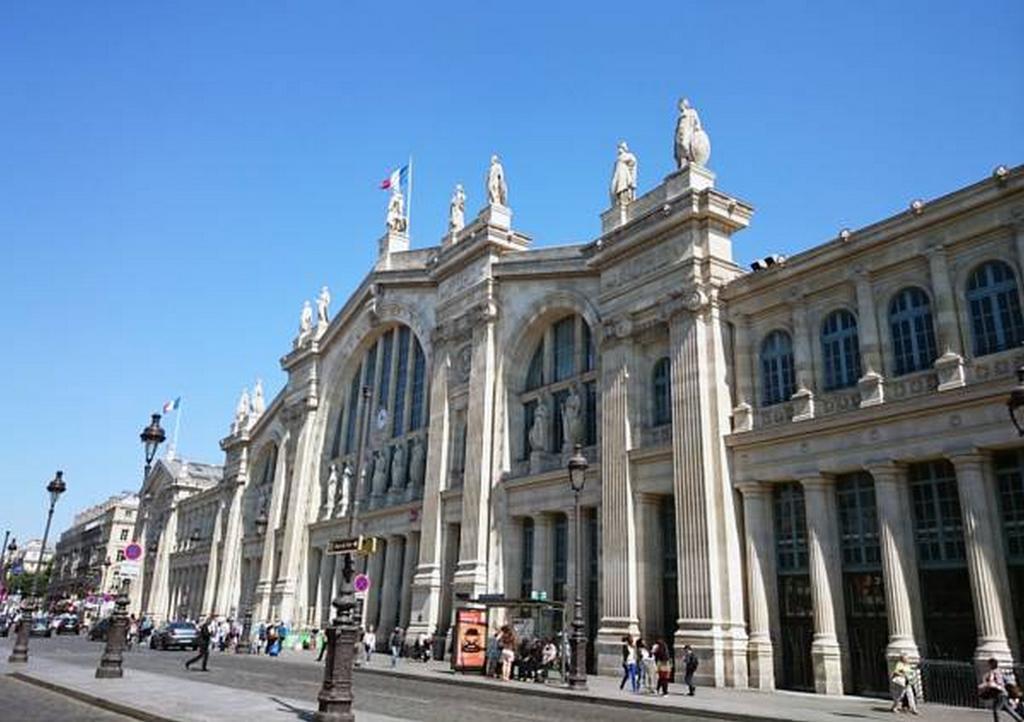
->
(236, 607, 254, 654)
(568, 596, 588, 690)
(95, 582, 131, 679)
(8, 602, 35, 664)
(315, 552, 357, 722)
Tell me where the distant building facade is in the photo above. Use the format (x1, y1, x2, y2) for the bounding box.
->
(128, 106, 1024, 695)
(11, 539, 53, 575)
(50, 492, 139, 598)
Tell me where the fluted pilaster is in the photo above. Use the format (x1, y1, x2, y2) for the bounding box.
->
(738, 482, 776, 690)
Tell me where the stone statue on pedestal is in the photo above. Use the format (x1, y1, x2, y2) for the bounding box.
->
(386, 188, 408, 232)
(674, 98, 711, 169)
(371, 448, 390, 496)
(409, 436, 426, 489)
(449, 184, 466, 236)
(336, 463, 352, 518)
(296, 300, 313, 347)
(316, 286, 331, 333)
(561, 384, 583, 450)
(325, 463, 338, 519)
(390, 443, 407, 490)
(251, 379, 266, 417)
(487, 155, 508, 206)
(610, 141, 638, 206)
(528, 398, 549, 453)
(233, 387, 251, 434)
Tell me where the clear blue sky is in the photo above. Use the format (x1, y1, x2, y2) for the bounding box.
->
(1, 2, 1022, 551)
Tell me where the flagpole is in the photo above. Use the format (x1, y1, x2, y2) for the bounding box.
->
(406, 155, 413, 240)
(170, 401, 182, 460)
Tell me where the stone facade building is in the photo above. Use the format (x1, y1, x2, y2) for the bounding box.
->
(129, 110, 1024, 695)
(50, 492, 138, 597)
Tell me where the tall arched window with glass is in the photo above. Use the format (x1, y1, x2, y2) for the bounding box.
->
(889, 287, 938, 376)
(517, 314, 597, 472)
(967, 260, 1024, 357)
(652, 357, 671, 426)
(328, 324, 429, 507)
(761, 330, 795, 406)
(821, 310, 861, 391)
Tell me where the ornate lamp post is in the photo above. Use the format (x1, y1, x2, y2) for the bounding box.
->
(236, 511, 268, 654)
(1008, 366, 1024, 436)
(9, 471, 66, 664)
(566, 444, 589, 690)
(95, 578, 131, 678)
(140, 414, 167, 479)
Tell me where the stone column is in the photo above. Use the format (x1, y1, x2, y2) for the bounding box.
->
(596, 334, 640, 674)
(399, 532, 419, 629)
(365, 538, 387, 633)
(532, 514, 554, 599)
(148, 505, 178, 624)
(927, 245, 966, 390)
(853, 272, 885, 406)
(407, 342, 451, 642)
(790, 300, 815, 421)
(731, 314, 754, 432)
(636, 494, 664, 642)
(801, 476, 846, 695)
(317, 548, 333, 627)
(737, 482, 777, 690)
(950, 453, 1015, 671)
(503, 517, 524, 602)
(868, 464, 924, 662)
(214, 479, 246, 616)
(378, 535, 404, 643)
(454, 312, 498, 598)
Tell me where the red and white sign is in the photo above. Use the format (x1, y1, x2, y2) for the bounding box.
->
(124, 543, 143, 561)
(353, 574, 370, 594)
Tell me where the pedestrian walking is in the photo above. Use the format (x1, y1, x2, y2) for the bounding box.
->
(889, 653, 918, 714)
(267, 624, 281, 657)
(499, 625, 517, 681)
(682, 644, 699, 696)
(619, 635, 639, 693)
(317, 628, 329, 662)
(185, 618, 213, 671)
(653, 639, 671, 696)
(980, 657, 1023, 721)
(363, 625, 377, 664)
(486, 630, 500, 677)
(640, 640, 657, 694)
(389, 626, 403, 667)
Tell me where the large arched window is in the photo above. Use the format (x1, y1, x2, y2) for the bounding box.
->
(889, 287, 938, 375)
(519, 314, 597, 465)
(821, 309, 861, 391)
(652, 357, 671, 426)
(967, 260, 1024, 357)
(329, 324, 429, 508)
(761, 330, 795, 406)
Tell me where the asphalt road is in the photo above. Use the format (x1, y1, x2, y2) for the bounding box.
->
(0, 674, 133, 721)
(15, 633, 724, 721)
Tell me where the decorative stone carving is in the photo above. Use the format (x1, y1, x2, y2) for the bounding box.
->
(324, 463, 338, 520)
(409, 437, 426, 489)
(232, 388, 251, 434)
(449, 184, 466, 236)
(610, 141, 638, 206)
(561, 383, 583, 451)
(336, 463, 352, 518)
(791, 387, 815, 422)
(250, 379, 266, 417)
(295, 300, 313, 348)
(528, 397, 550, 453)
(386, 187, 408, 232)
(934, 350, 966, 391)
(858, 371, 885, 407)
(487, 154, 508, 206)
(371, 448, 390, 497)
(732, 402, 753, 433)
(673, 97, 711, 169)
(390, 443, 407, 491)
(316, 286, 331, 335)
(456, 345, 473, 383)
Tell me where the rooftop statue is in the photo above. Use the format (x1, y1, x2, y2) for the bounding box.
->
(316, 285, 331, 332)
(610, 141, 638, 206)
(487, 155, 508, 206)
(386, 187, 408, 232)
(251, 378, 265, 416)
(674, 98, 711, 169)
(449, 184, 466, 236)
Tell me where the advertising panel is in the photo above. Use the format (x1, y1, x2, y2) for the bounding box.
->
(453, 607, 488, 672)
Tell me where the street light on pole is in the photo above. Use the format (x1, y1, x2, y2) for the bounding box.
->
(567, 444, 589, 690)
(140, 414, 167, 480)
(236, 511, 268, 655)
(9, 471, 66, 664)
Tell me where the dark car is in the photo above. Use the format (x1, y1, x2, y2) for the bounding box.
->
(29, 616, 52, 637)
(56, 614, 80, 635)
(88, 617, 112, 642)
(149, 622, 200, 651)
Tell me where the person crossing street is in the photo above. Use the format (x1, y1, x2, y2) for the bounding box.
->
(185, 618, 213, 672)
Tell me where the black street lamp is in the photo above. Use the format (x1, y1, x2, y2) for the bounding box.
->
(566, 444, 589, 690)
(9, 471, 66, 664)
(140, 414, 167, 479)
(236, 512, 268, 655)
(1009, 366, 1024, 436)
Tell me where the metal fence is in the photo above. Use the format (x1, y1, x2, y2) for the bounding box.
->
(918, 659, 1024, 709)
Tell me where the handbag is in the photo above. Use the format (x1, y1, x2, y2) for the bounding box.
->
(891, 674, 907, 688)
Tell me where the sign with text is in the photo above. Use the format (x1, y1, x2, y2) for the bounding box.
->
(453, 607, 488, 672)
(326, 536, 378, 556)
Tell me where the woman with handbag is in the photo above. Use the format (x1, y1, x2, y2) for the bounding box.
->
(653, 638, 672, 696)
(979, 658, 1024, 721)
(889, 653, 918, 714)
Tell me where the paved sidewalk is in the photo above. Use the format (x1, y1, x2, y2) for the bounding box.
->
(310, 654, 987, 722)
(5, 657, 405, 722)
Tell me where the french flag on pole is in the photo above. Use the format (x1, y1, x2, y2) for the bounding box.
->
(380, 164, 409, 191)
(162, 397, 181, 414)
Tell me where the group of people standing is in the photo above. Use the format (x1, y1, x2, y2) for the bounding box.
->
(487, 625, 562, 683)
(619, 636, 697, 697)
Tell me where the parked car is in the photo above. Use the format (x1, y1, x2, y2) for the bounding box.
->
(149, 622, 200, 651)
(55, 614, 80, 635)
(88, 616, 112, 642)
(29, 616, 52, 637)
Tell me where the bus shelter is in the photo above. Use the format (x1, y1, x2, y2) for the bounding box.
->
(451, 597, 567, 674)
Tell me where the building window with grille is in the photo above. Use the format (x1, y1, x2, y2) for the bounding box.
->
(521, 518, 534, 599)
(889, 287, 938, 375)
(652, 357, 671, 426)
(761, 330, 795, 406)
(119, 528, 129, 542)
(821, 309, 862, 390)
(553, 514, 568, 602)
(967, 260, 1024, 357)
